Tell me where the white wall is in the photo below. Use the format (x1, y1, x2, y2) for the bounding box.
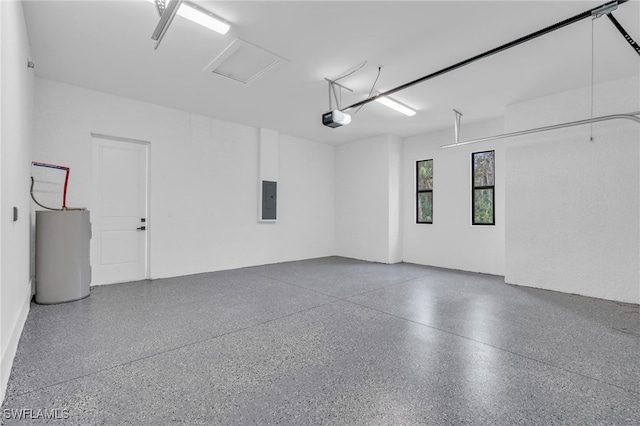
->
(34, 78, 335, 280)
(1, 0, 34, 404)
(388, 135, 403, 263)
(258, 128, 279, 222)
(505, 76, 639, 303)
(402, 118, 506, 275)
(335, 134, 402, 264)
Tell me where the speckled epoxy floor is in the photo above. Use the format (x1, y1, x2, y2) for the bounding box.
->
(2, 257, 639, 425)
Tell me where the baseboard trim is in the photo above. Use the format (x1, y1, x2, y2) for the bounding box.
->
(0, 283, 31, 404)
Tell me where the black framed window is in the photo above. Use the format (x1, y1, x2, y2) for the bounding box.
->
(416, 159, 433, 224)
(472, 150, 495, 225)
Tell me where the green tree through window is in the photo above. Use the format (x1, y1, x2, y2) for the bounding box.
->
(417, 159, 433, 224)
(472, 151, 495, 225)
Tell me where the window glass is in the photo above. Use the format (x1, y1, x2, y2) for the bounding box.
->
(417, 160, 433, 191)
(472, 151, 495, 225)
(416, 159, 433, 224)
(418, 192, 433, 224)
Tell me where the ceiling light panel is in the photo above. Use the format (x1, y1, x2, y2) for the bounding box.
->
(375, 95, 417, 116)
(180, 1, 230, 35)
(148, 0, 230, 35)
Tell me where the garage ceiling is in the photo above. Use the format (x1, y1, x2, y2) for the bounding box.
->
(22, 0, 640, 144)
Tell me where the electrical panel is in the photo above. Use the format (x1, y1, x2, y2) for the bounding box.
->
(262, 181, 277, 220)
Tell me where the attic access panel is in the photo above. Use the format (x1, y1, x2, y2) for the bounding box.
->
(203, 38, 287, 84)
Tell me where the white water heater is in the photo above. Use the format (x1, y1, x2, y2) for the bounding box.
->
(35, 210, 91, 304)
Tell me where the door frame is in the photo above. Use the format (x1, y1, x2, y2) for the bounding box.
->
(90, 133, 151, 283)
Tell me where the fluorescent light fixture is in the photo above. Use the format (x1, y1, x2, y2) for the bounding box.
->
(375, 94, 416, 116)
(179, 1, 230, 35)
(149, 0, 230, 35)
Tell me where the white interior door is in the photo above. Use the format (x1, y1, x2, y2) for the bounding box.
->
(91, 135, 149, 285)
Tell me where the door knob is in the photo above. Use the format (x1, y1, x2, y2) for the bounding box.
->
(137, 226, 146, 231)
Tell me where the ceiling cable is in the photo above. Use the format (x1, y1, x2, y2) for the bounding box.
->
(325, 61, 367, 113)
(331, 83, 341, 109)
(333, 60, 368, 82)
(355, 66, 382, 114)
